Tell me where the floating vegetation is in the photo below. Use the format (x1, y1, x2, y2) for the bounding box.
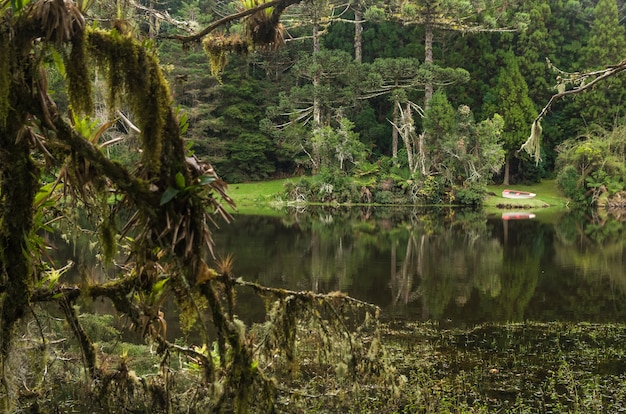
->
(6, 285, 626, 412)
(384, 321, 626, 412)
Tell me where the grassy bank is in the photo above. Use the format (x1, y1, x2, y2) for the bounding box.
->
(224, 178, 296, 215)
(224, 178, 569, 214)
(486, 180, 568, 209)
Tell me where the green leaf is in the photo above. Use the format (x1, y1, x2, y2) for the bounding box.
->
(175, 172, 186, 189)
(198, 175, 216, 186)
(10, 0, 31, 13)
(179, 112, 189, 135)
(152, 277, 169, 295)
(160, 187, 180, 205)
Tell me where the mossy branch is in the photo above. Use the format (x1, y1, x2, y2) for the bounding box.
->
(524, 58, 626, 163)
(236, 278, 380, 311)
(156, 338, 215, 383)
(59, 296, 98, 377)
(165, 0, 300, 43)
(51, 116, 157, 210)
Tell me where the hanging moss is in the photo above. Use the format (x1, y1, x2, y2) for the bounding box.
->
(0, 29, 9, 126)
(66, 28, 93, 115)
(520, 118, 543, 164)
(202, 34, 251, 82)
(86, 28, 171, 174)
(98, 215, 117, 265)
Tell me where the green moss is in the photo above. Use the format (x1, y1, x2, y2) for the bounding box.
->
(86, 28, 172, 174)
(98, 215, 117, 265)
(66, 29, 93, 115)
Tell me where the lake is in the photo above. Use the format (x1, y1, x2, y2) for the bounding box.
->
(210, 207, 626, 328)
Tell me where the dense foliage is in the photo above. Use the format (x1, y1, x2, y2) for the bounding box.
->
(151, 0, 626, 206)
(3, 0, 626, 411)
(0, 0, 395, 411)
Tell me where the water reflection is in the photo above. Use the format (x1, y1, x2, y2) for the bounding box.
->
(211, 207, 626, 327)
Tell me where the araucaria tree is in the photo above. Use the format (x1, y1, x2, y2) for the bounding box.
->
(0, 0, 395, 411)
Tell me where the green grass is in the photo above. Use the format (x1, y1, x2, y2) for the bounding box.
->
(223, 177, 571, 216)
(485, 180, 569, 219)
(224, 178, 296, 215)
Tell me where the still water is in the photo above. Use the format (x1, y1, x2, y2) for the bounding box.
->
(211, 207, 626, 328)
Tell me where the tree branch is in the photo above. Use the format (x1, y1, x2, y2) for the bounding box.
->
(164, 0, 302, 43)
(535, 60, 626, 123)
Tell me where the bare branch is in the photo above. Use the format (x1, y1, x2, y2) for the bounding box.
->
(131, 0, 196, 33)
(522, 59, 626, 162)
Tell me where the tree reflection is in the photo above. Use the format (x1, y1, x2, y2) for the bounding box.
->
(209, 207, 626, 325)
(548, 210, 626, 320)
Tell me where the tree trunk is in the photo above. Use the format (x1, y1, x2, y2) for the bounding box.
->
(400, 102, 416, 173)
(503, 155, 510, 186)
(311, 20, 321, 171)
(424, 16, 434, 109)
(354, 8, 362, 64)
(420, 10, 434, 177)
(392, 102, 399, 161)
(418, 132, 427, 175)
(0, 125, 38, 362)
(312, 20, 321, 127)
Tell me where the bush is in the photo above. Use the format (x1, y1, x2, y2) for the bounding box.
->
(454, 184, 487, 207)
(284, 178, 312, 202)
(374, 190, 395, 205)
(556, 165, 586, 204)
(417, 175, 445, 204)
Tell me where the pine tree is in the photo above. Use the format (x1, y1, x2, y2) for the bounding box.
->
(515, 0, 555, 105)
(577, 0, 626, 128)
(483, 52, 537, 185)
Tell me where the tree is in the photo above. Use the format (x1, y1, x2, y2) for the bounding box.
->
(424, 91, 505, 189)
(515, 0, 556, 106)
(265, 48, 363, 170)
(576, 0, 626, 129)
(0, 0, 396, 411)
(483, 52, 537, 185)
(398, 0, 525, 108)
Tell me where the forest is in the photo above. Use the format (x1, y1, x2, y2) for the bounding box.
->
(2, 0, 626, 412)
(156, 0, 626, 207)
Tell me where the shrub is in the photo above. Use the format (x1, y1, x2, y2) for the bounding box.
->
(454, 184, 487, 206)
(556, 165, 586, 204)
(374, 190, 395, 205)
(417, 175, 445, 204)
